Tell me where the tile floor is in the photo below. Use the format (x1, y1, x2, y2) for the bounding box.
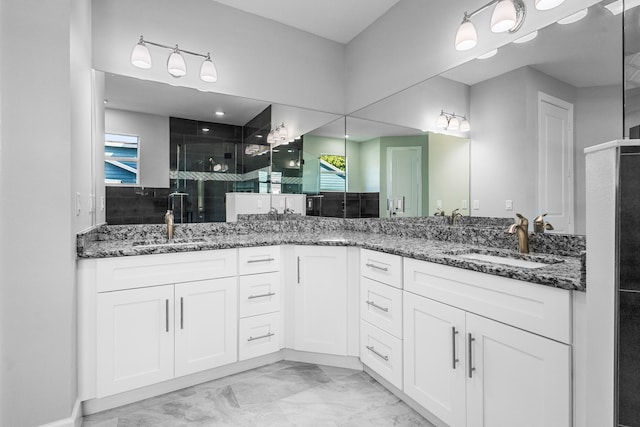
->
(82, 361, 434, 426)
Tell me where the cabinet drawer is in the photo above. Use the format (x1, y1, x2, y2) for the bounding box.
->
(404, 258, 572, 344)
(360, 320, 402, 390)
(96, 249, 238, 292)
(238, 246, 281, 275)
(361, 277, 402, 338)
(239, 272, 281, 318)
(239, 312, 282, 361)
(360, 249, 402, 288)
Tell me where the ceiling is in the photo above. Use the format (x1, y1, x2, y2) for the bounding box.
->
(211, 0, 401, 44)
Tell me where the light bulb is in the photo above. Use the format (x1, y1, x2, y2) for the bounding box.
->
(459, 119, 471, 132)
(200, 53, 217, 82)
(277, 123, 288, 140)
(491, 0, 517, 33)
(455, 17, 477, 51)
(448, 116, 460, 131)
(167, 46, 186, 77)
(436, 112, 449, 129)
(535, 0, 565, 10)
(267, 130, 276, 144)
(131, 38, 152, 69)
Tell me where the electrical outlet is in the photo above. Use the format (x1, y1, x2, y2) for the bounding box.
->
(505, 199, 513, 211)
(437, 200, 442, 209)
(473, 200, 480, 210)
(461, 200, 468, 209)
(76, 192, 81, 216)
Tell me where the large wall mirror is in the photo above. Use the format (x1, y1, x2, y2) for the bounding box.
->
(347, 0, 623, 235)
(100, 72, 343, 223)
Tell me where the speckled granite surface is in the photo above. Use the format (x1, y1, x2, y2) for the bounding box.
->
(78, 218, 586, 292)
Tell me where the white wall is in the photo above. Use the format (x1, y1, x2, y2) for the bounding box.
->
(470, 66, 576, 221)
(92, 0, 346, 114)
(0, 0, 83, 425)
(574, 85, 623, 235)
(360, 139, 381, 192)
(105, 108, 170, 188)
(428, 133, 470, 216)
(345, 0, 602, 113)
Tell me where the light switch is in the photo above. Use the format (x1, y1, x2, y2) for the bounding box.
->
(473, 200, 480, 210)
(75, 192, 81, 216)
(505, 199, 513, 211)
(461, 200, 468, 209)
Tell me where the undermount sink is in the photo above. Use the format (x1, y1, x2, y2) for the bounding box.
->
(319, 237, 348, 243)
(132, 238, 206, 248)
(446, 249, 564, 269)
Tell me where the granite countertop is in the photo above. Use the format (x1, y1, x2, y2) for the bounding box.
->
(78, 226, 585, 292)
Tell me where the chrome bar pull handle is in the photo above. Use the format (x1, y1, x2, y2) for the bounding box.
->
(452, 327, 459, 369)
(248, 292, 276, 300)
(468, 333, 476, 378)
(365, 263, 389, 272)
(366, 300, 389, 312)
(247, 332, 275, 342)
(165, 299, 169, 333)
(247, 258, 275, 264)
(180, 297, 184, 330)
(297, 256, 301, 284)
(366, 345, 389, 361)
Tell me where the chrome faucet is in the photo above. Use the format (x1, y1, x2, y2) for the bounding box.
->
(284, 207, 295, 215)
(164, 210, 174, 240)
(268, 207, 279, 221)
(533, 213, 554, 233)
(434, 208, 445, 216)
(506, 213, 529, 254)
(451, 208, 463, 225)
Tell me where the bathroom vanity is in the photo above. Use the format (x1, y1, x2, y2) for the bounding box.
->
(77, 219, 584, 426)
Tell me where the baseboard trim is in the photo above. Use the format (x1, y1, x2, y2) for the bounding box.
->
(282, 349, 363, 370)
(363, 365, 446, 427)
(38, 399, 82, 427)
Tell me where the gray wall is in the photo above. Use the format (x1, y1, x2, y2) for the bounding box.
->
(105, 108, 170, 188)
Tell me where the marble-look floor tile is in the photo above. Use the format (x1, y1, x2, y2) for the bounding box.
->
(82, 362, 433, 427)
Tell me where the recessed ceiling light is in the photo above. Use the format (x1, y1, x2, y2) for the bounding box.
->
(513, 31, 538, 44)
(287, 149, 294, 153)
(557, 8, 588, 25)
(256, 134, 263, 138)
(477, 49, 498, 59)
(345, 134, 350, 138)
(215, 111, 225, 116)
(202, 127, 210, 132)
(273, 149, 280, 152)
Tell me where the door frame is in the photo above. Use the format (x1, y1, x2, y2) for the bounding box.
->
(537, 91, 574, 234)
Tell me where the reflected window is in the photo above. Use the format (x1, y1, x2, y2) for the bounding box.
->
(319, 154, 346, 192)
(105, 133, 139, 185)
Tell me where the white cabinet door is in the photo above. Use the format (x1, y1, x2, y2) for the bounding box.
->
(293, 246, 348, 355)
(97, 285, 174, 397)
(174, 278, 238, 377)
(466, 313, 571, 427)
(403, 292, 466, 427)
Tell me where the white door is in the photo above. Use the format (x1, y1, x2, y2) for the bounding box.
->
(174, 278, 237, 377)
(466, 313, 571, 427)
(293, 246, 348, 355)
(538, 92, 574, 233)
(96, 285, 174, 397)
(403, 292, 466, 427)
(387, 146, 422, 217)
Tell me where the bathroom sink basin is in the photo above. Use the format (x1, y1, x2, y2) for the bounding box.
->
(319, 237, 348, 243)
(446, 249, 563, 269)
(132, 238, 206, 248)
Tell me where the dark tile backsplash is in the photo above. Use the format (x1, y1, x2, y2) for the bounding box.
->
(106, 186, 172, 225)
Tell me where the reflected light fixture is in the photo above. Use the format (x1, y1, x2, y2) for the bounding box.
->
(535, 0, 565, 11)
(267, 123, 289, 145)
(513, 30, 538, 43)
(602, 0, 640, 15)
(437, 110, 471, 132)
(131, 35, 218, 82)
(557, 8, 588, 24)
(477, 48, 498, 59)
(455, 0, 526, 51)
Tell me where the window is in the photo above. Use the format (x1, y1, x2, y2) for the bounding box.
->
(319, 154, 346, 192)
(105, 133, 139, 185)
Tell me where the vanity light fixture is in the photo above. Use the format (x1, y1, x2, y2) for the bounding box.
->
(557, 8, 588, 24)
(267, 123, 288, 144)
(131, 35, 218, 82)
(535, 0, 565, 11)
(455, 0, 526, 51)
(437, 110, 471, 132)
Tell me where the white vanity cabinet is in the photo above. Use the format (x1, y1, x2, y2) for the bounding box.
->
(292, 245, 349, 355)
(403, 258, 572, 427)
(237, 246, 283, 361)
(359, 249, 404, 389)
(83, 249, 239, 399)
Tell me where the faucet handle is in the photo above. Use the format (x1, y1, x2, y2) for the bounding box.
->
(533, 213, 553, 233)
(515, 213, 529, 228)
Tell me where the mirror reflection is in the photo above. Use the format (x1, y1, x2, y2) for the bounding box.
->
(102, 73, 342, 223)
(347, 0, 622, 234)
